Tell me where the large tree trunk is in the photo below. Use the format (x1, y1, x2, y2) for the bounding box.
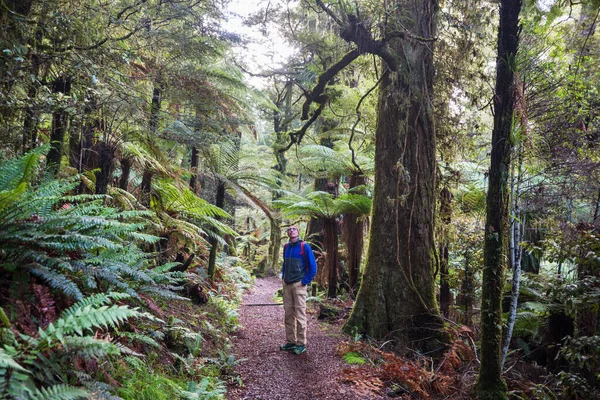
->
(342, 172, 366, 297)
(345, 0, 445, 351)
(476, 0, 522, 397)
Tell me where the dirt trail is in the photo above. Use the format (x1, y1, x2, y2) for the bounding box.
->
(227, 276, 376, 400)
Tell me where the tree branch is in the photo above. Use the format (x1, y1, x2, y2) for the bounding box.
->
(281, 103, 324, 152)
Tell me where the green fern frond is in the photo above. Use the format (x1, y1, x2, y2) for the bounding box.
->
(39, 304, 141, 344)
(61, 293, 132, 318)
(0, 348, 28, 372)
(0, 146, 46, 194)
(61, 336, 122, 359)
(31, 383, 89, 400)
(141, 286, 189, 301)
(28, 267, 84, 301)
(116, 331, 161, 348)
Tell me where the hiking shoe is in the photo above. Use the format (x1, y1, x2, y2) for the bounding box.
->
(292, 345, 306, 355)
(280, 342, 296, 351)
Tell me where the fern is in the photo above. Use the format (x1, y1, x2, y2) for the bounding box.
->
(178, 378, 226, 400)
(0, 348, 28, 372)
(116, 331, 161, 349)
(31, 384, 89, 400)
(0, 149, 177, 301)
(39, 304, 141, 343)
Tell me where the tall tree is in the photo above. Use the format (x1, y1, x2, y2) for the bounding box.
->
(340, 0, 445, 350)
(475, 0, 523, 397)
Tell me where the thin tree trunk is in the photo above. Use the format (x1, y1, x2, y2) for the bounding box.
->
(95, 141, 116, 194)
(343, 172, 366, 297)
(476, 0, 522, 397)
(439, 187, 453, 318)
(120, 158, 131, 190)
(593, 188, 600, 224)
(189, 146, 199, 193)
(501, 142, 524, 369)
(207, 180, 226, 280)
(462, 251, 473, 326)
(46, 76, 72, 174)
(324, 218, 339, 298)
(268, 215, 282, 276)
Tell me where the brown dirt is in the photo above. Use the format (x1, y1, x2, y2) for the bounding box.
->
(227, 276, 383, 400)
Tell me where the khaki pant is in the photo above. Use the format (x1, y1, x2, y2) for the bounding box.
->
(283, 281, 307, 346)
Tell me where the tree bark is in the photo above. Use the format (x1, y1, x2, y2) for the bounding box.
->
(344, 0, 445, 351)
(476, 0, 522, 397)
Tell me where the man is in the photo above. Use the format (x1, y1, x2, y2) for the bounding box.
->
(280, 225, 317, 355)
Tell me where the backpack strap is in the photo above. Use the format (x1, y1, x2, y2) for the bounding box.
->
(300, 242, 309, 272)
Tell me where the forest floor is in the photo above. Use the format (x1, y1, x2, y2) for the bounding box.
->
(227, 276, 387, 400)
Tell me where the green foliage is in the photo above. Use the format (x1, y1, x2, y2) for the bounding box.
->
(0, 294, 149, 399)
(179, 379, 226, 400)
(0, 149, 188, 301)
(274, 190, 371, 220)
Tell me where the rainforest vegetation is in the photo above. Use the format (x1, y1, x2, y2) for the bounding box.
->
(0, 0, 598, 398)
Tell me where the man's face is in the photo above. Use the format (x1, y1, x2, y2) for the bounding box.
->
(287, 226, 299, 240)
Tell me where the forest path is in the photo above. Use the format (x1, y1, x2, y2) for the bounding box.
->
(227, 276, 377, 400)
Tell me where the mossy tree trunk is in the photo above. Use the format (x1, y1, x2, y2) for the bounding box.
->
(344, 0, 445, 351)
(475, 0, 522, 397)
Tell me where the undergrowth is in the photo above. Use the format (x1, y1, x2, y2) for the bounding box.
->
(0, 149, 253, 399)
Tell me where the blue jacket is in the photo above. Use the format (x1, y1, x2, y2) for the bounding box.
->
(281, 240, 317, 285)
